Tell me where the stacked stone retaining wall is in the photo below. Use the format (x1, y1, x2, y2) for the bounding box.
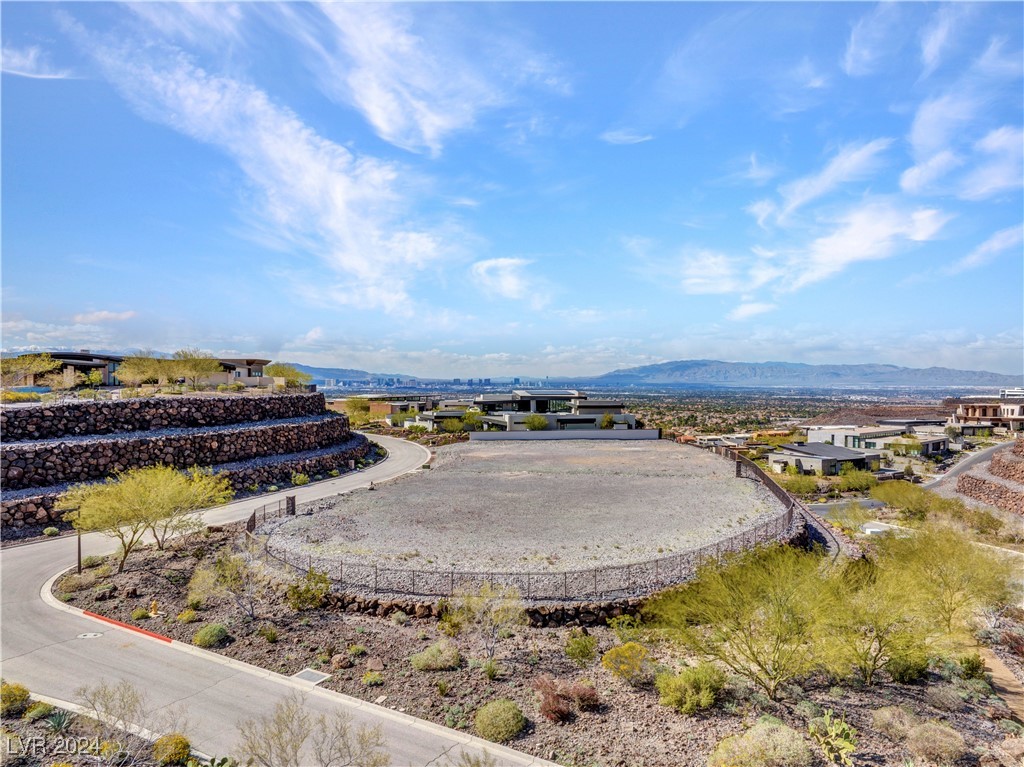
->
(955, 474, 1024, 515)
(1, 393, 327, 441)
(990, 440, 1024, 485)
(3, 416, 350, 489)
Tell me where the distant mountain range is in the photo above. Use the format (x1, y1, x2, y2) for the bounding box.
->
(286, 363, 416, 382)
(594, 360, 1022, 388)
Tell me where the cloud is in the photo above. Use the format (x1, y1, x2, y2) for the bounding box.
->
(679, 250, 743, 294)
(899, 150, 963, 194)
(746, 199, 776, 229)
(727, 302, 777, 321)
(276, 4, 566, 156)
(2, 44, 72, 79)
(741, 153, 780, 185)
(908, 91, 980, 161)
(65, 20, 449, 314)
(946, 224, 1024, 274)
(470, 258, 549, 308)
(920, 6, 966, 79)
(599, 129, 654, 145)
(72, 310, 137, 323)
(777, 138, 893, 221)
(790, 200, 950, 290)
(959, 126, 1024, 200)
(128, 3, 245, 46)
(842, 4, 902, 77)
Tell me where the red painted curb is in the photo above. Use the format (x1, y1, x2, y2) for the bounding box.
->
(83, 611, 173, 644)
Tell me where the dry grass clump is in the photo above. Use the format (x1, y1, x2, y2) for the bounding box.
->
(410, 641, 461, 671)
(905, 721, 966, 765)
(870, 706, 919, 741)
(708, 718, 813, 767)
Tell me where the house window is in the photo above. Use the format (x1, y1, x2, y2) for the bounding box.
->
(234, 371, 241, 378)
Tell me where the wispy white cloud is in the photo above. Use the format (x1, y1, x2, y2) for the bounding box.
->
(959, 126, 1024, 200)
(128, 3, 245, 46)
(777, 138, 893, 221)
(2, 44, 72, 79)
(946, 224, 1024, 274)
(746, 199, 776, 229)
(679, 250, 743, 294)
(600, 129, 654, 145)
(790, 200, 950, 290)
(842, 4, 903, 77)
(908, 91, 980, 161)
(741, 153, 780, 185)
(920, 6, 966, 79)
(275, 4, 566, 156)
(727, 302, 777, 321)
(72, 310, 137, 323)
(470, 258, 549, 308)
(64, 18, 448, 315)
(899, 149, 962, 194)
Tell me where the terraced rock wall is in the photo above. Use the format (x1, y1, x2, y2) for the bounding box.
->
(955, 438, 1024, 515)
(1, 393, 326, 441)
(990, 440, 1024, 485)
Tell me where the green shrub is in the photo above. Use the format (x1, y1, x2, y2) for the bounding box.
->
(290, 472, 310, 486)
(177, 609, 198, 624)
(474, 699, 525, 743)
(329, 469, 340, 477)
(655, 662, 726, 715)
(708, 719, 813, 767)
(781, 475, 819, 495)
(924, 684, 964, 712)
(81, 555, 106, 569)
(42, 526, 60, 537)
(871, 706, 918, 741)
(152, 733, 191, 765)
(348, 644, 367, 657)
(523, 414, 548, 431)
(23, 701, 54, 722)
(285, 568, 330, 611)
(361, 671, 384, 686)
(958, 652, 986, 679)
(257, 625, 278, 643)
(601, 642, 649, 685)
(1, 391, 41, 403)
(481, 659, 500, 680)
(564, 629, 598, 667)
(131, 607, 151, 620)
(795, 700, 822, 721)
(808, 709, 857, 766)
(1, 682, 30, 717)
(905, 722, 965, 765)
(886, 651, 929, 683)
(608, 614, 643, 643)
(192, 623, 229, 648)
(836, 470, 877, 493)
(411, 641, 461, 671)
(391, 610, 409, 626)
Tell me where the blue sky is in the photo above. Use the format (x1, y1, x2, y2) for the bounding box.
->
(2, 2, 1022, 377)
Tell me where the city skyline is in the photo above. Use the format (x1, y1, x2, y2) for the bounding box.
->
(3, 2, 1022, 377)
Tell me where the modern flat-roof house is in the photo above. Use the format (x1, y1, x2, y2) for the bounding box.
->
(208, 358, 273, 388)
(408, 390, 637, 432)
(26, 351, 125, 387)
(807, 425, 947, 455)
(948, 390, 1024, 433)
(766, 442, 881, 476)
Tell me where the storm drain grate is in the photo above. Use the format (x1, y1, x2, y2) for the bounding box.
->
(291, 668, 331, 685)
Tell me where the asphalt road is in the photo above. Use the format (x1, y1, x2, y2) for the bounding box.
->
(1, 434, 552, 766)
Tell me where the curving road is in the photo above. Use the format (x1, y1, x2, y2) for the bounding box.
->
(1, 435, 553, 766)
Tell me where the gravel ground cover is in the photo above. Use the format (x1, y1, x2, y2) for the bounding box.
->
(264, 440, 787, 574)
(63, 534, 1024, 767)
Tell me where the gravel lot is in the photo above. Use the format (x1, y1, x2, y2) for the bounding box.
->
(265, 440, 786, 573)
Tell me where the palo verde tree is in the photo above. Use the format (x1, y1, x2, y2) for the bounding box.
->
(139, 466, 233, 549)
(645, 544, 824, 700)
(189, 537, 269, 619)
(523, 414, 548, 431)
(451, 582, 528, 660)
(172, 347, 223, 390)
(264, 362, 313, 389)
(0, 352, 61, 388)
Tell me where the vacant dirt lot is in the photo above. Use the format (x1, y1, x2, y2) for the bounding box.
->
(265, 440, 786, 573)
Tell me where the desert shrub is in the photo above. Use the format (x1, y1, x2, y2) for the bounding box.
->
(192, 623, 228, 648)
(795, 700, 822, 721)
(474, 699, 525, 743)
(655, 662, 726, 715)
(22, 701, 53, 722)
(924, 684, 964, 712)
(285, 568, 330, 611)
(905, 722, 965, 765)
(708, 719, 813, 767)
(601, 642, 650, 685)
(348, 644, 367, 657)
(608, 614, 643, 643)
(81, 555, 106, 569)
(566, 682, 600, 711)
(257, 625, 278, 643)
(176, 609, 198, 624)
(290, 472, 310, 486)
(532, 675, 572, 722)
(411, 641, 461, 671)
(781, 475, 819, 495)
(870, 706, 918, 741)
(391, 610, 409, 626)
(836, 470, 877, 493)
(1, 682, 30, 717)
(1, 391, 41, 403)
(886, 651, 929, 683)
(152, 733, 191, 765)
(807, 709, 857, 766)
(361, 671, 384, 686)
(58, 573, 94, 593)
(131, 607, 151, 620)
(481, 659, 501, 680)
(42, 526, 60, 536)
(958, 652, 986, 679)
(564, 629, 598, 667)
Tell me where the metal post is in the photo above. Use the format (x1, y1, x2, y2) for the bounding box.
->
(76, 516, 82, 575)
(449, 570, 454, 595)
(563, 572, 567, 600)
